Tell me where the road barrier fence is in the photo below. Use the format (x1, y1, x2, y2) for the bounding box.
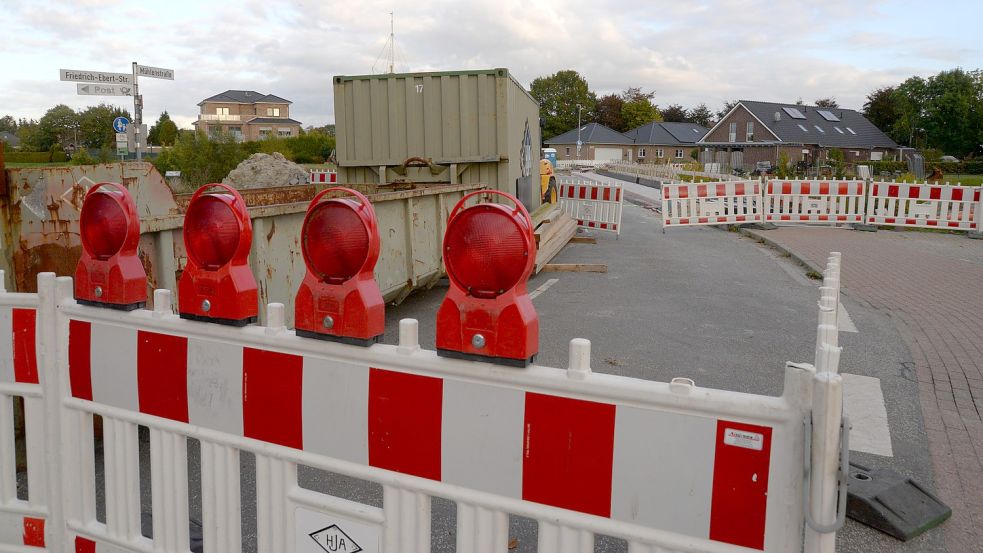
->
(556, 176, 624, 236)
(662, 181, 763, 227)
(0, 228, 849, 553)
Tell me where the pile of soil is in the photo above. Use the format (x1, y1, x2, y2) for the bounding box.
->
(223, 152, 308, 188)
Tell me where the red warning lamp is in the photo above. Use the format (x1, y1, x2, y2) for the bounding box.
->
(75, 182, 147, 310)
(436, 190, 538, 366)
(178, 183, 258, 326)
(295, 187, 384, 345)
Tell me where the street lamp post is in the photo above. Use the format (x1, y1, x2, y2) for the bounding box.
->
(576, 104, 584, 160)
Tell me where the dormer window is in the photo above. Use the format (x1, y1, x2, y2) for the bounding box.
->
(267, 107, 281, 117)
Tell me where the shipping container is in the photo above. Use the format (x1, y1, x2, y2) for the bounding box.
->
(333, 68, 543, 210)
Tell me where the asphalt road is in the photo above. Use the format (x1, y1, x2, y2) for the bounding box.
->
(90, 195, 935, 552)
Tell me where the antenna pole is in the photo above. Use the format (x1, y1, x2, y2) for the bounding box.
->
(389, 11, 395, 74)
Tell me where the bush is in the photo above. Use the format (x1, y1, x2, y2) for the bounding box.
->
(4, 151, 52, 163)
(151, 131, 248, 190)
(70, 149, 96, 165)
(50, 144, 67, 162)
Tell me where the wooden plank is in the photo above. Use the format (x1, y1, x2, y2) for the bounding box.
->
(541, 264, 608, 273)
(569, 236, 596, 244)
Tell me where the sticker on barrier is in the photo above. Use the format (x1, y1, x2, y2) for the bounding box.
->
(557, 177, 624, 235)
(867, 182, 981, 230)
(662, 181, 763, 228)
(765, 180, 866, 224)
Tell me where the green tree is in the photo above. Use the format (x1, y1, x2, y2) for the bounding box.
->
(862, 87, 900, 136)
(78, 104, 130, 149)
(620, 88, 661, 130)
(595, 94, 625, 131)
(530, 70, 598, 139)
(152, 131, 247, 190)
(16, 120, 43, 151)
(920, 69, 982, 156)
(890, 76, 928, 147)
(38, 104, 80, 150)
(689, 103, 713, 128)
(0, 115, 16, 134)
(814, 97, 839, 108)
(661, 104, 688, 123)
(148, 111, 178, 146)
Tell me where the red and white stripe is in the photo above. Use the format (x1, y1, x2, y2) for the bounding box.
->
(558, 180, 623, 234)
(662, 181, 763, 227)
(764, 180, 866, 223)
(74, 535, 134, 552)
(0, 513, 45, 548)
(867, 183, 980, 230)
(68, 319, 776, 550)
(309, 170, 338, 184)
(0, 306, 38, 385)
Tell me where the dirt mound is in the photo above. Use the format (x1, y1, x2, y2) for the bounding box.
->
(223, 152, 308, 188)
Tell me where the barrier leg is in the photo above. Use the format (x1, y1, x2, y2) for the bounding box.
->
(804, 349, 845, 553)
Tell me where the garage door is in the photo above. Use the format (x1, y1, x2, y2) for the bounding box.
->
(594, 147, 623, 162)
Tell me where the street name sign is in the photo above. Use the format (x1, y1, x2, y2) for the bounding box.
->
(77, 84, 134, 96)
(136, 65, 175, 80)
(60, 69, 132, 85)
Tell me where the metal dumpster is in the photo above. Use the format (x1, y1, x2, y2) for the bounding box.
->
(0, 162, 482, 326)
(333, 68, 543, 210)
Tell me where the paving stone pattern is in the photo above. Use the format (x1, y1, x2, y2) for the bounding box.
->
(756, 226, 983, 553)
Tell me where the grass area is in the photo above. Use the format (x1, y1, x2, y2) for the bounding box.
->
(943, 174, 982, 186)
(4, 161, 73, 168)
(300, 162, 337, 171)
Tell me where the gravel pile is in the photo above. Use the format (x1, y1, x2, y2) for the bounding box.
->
(223, 152, 308, 188)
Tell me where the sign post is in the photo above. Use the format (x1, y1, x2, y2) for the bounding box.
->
(61, 63, 174, 162)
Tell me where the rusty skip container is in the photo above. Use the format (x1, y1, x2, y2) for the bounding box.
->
(334, 68, 543, 210)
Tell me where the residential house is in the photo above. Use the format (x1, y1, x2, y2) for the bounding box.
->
(193, 90, 302, 142)
(699, 100, 900, 170)
(625, 122, 708, 164)
(0, 131, 20, 149)
(545, 123, 633, 162)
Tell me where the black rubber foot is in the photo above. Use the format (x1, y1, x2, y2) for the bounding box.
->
(847, 462, 951, 541)
(437, 348, 535, 368)
(968, 231, 982, 240)
(853, 223, 879, 232)
(76, 299, 146, 311)
(179, 313, 257, 327)
(296, 329, 383, 347)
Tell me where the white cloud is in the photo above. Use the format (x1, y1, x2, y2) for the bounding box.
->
(0, 0, 979, 129)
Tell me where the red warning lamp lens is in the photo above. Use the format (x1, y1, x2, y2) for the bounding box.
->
(184, 195, 241, 270)
(302, 201, 369, 284)
(444, 207, 527, 299)
(79, 192, 128, 261)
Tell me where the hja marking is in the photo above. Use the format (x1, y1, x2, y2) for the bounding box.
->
(310, 524, 362, 553)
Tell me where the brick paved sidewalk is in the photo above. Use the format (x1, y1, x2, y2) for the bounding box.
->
(751, 226, 983, 552)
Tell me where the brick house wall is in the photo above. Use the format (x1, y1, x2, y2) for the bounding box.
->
(704, 105, 779, 144)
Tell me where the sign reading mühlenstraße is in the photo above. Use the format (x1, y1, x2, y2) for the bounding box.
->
(136, 65, 175, 80)
(60, 69, 132, 85)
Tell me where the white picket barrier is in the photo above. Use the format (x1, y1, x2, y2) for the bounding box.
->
(309, 170, 338, 184)
(0, 258, 847, 553)
(866, 182, 981, 230)
(557, 177, 624, 236)
(662, 181, 763, 228)
(764, 180, 866, 224)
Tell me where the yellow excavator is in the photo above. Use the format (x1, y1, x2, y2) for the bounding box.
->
(540, 158, 557, 205)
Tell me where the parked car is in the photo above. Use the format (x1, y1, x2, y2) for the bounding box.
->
(939, 155, 959, 163)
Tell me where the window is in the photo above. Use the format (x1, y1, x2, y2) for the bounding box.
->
(656, 148, 664, 158)
(565, 147, 570, 156)
(834, 127, 844, 134)
(216, 107, 230, 115)
(814, 125, 825, 133)
(871, 151, 884, 161)
(851, 151, 860, 157)
(797, 124, 809, 132)
(783, 107, 806, 119)
(746, 122, 754, 141)
(817, 110, 840, 122)
(846, 127, 857, 135)
(675, 149, 684, 158)
(259, 127, 272, 138)
(267, 107, 281, 116)
(278, 128, 292, 137)
(728, 122, 737, 142)
(638, 148, 646, 158)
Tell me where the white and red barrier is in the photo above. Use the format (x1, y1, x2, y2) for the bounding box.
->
(0, 258, 848, 553)
(557, 177, 624, 235)
(765, 180, 866, 224)
(867, 182, 981, 230)
(662, 181, 763, 228)
(309, 170, 337, 184)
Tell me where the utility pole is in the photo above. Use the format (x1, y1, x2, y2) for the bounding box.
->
(388, 11, 395, 74)
(576, 104, 584, 159)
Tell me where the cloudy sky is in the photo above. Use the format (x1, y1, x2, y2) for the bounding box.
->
(2, 0, 980, 129)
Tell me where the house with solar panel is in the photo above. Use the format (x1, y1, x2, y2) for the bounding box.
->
(624, 122, 708, 164)
(698, 100, 900, 171)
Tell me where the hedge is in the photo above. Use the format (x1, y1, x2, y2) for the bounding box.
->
(4, 151, 54, 163)
(868, 160, 983, 175)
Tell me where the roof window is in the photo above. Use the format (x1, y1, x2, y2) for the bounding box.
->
(797, 124, 809, 132)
